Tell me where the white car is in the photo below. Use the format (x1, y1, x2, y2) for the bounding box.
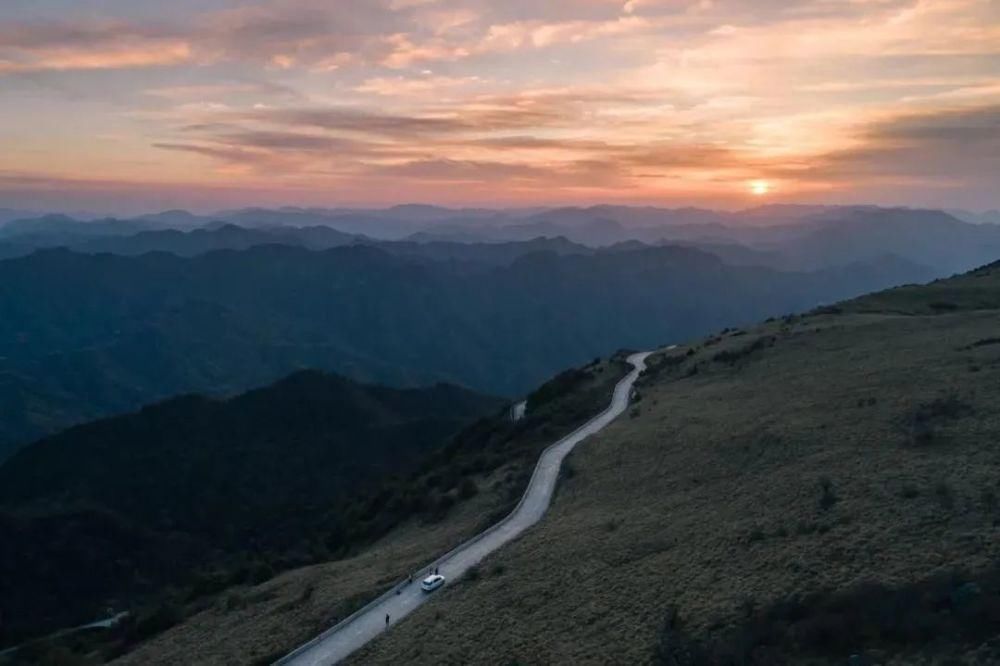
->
(420, 574, 445, 592)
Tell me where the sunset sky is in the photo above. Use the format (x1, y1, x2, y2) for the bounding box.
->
(1, 0, 998, 213)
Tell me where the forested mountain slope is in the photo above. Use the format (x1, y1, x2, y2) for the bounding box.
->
(0, 371, 501, 649)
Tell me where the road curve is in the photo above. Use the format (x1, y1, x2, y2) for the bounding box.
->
(276, 351, 652, 666)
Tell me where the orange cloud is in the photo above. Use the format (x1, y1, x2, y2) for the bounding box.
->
(0, 42, 192, 73)
(1, 0, 998, 209)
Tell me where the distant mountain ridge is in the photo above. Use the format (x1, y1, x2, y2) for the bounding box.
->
(0, 242, 934, 459)
(2, 204, 997, 277)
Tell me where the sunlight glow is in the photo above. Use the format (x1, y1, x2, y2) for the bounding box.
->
(0, 0, 996, 210)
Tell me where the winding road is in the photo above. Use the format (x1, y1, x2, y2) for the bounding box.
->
(276, 351, 652, 666)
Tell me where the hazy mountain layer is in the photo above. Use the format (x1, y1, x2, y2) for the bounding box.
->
(0, 243, 932, 459)
(3, 205, 997, 278)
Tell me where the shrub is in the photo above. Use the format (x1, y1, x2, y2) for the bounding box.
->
(643, 352, 689, 382)
(250, 561, 275, 585)
(818, 477, 839, 511)
(982, 489, 997, 513)
(713, 336, 776, 366)
(915, 395, 974, 422)
(126, 600, 183, 642)
(654, 564, 1000, 664)
(224, 593, 246, 611)
(935, 482, 955, 511)
(297, 582, 316, 604)
(909, 394, 973, 446)
(426, 492, 456, 523)
(187, 570, 229, 600)
(526, 368, 591, 411)
(929, 301, 958, 312)
(911, 420, 936, 446)
(458, 478, 478, 499)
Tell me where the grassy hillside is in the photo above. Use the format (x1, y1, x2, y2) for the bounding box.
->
(350, 260, 1000, 665)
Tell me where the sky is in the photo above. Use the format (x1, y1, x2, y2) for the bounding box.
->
(0, 0, 998, 214)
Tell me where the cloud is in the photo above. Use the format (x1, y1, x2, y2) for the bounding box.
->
(373, 158, 550, 180)
(3, 0, 1000, 209)
(190, 92, 594, 140)
(753, 104, 1000, 194)
(0, 1, 405, 74)
(153, 142, 279, 166)
(876, 104, 1000, 144)
(241, 107, 471, 136)
(0, 21, 193, 72)
(0, 2, 664, 74)
(144, 82, 303, 102)
(369, 156, 626, 189)
(354, 74, 484, 96)
(211, 131, 373, 153)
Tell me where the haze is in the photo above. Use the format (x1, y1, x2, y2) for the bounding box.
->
(1, 0, 998, 214)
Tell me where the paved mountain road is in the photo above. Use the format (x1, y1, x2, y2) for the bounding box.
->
(276, 351, 653, 666)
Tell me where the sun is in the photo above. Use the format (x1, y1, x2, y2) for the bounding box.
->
(749, 180, 771, 196)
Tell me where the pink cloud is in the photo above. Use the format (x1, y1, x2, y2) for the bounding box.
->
(1, 0, 998, 209)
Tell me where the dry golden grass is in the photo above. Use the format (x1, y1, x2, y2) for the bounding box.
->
(350, 303, 1000, 664)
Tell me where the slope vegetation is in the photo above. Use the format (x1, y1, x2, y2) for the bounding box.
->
(352, 261, 1000, 665)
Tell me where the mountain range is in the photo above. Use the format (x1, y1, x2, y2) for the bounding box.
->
(3, 204, 1000, 276)
(0, 242, 933, 460)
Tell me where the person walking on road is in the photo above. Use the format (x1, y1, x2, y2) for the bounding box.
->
(385, 613, 390, 628)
